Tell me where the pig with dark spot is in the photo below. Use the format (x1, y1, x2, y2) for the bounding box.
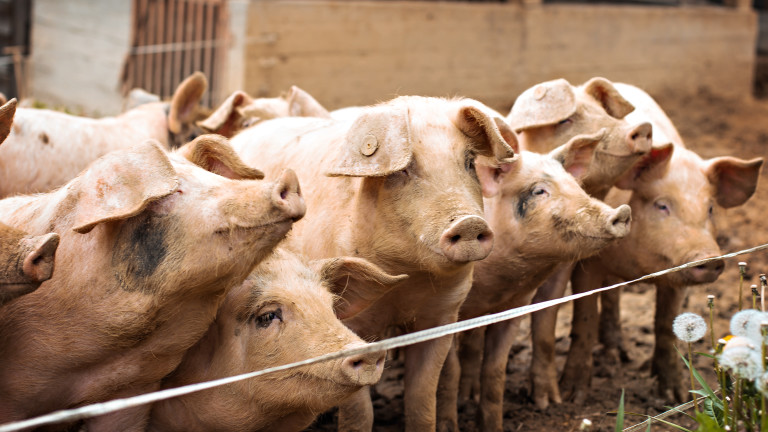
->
(436, 137, 632, 431)
(230, 96, 516, 431)
(148, 248, 406, 432)
(506, 77, 653, 409)
(0, 72, 209, 197)
(0, 135, 305, 431)
(198, 85, 331, 138)
(0, 98, 60, 305)
(561, 84, 763, 403)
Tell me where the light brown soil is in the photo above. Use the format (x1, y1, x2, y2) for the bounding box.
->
(307, 86, 768, 432)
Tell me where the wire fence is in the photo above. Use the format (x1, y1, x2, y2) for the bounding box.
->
(1, 243, 768, 432)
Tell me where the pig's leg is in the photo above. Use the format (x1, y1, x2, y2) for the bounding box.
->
(404, 334, 454, 431)
(598, 282, 630, 369)
(337, 386, 374, 431)
(436, 335, 460, 432)
(478, 318, 519, 432)
(560, 260, 604, 404)
(458, 327, 484, 402)
(529, 262, 573, 410)
(652, 284, 688, 402)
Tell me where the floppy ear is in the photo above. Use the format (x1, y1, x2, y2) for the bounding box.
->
(549, 130, 604, 181)
(71, 140, 180, 233)
(706, 156, 763, 208)
(312, 257, 408, 320)
(21, 232, 60, 283)
(455, 105, 518, 166)
(168, 71, 208, 134)
(197, 90, 254, 138)
(613, 142, 674, 190)
(0, 97, 17, 145)
(507, 79, 577, 131)
(581, 77, 635, 119)
(176, 134, 264, 180)
(326, 106, 413, 177)
(287, 86, 331, 118)
(475, 157, 519, 198)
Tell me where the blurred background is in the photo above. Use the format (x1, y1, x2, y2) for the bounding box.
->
(0, 0, 763, 116)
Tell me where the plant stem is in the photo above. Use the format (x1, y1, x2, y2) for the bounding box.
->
(688, 341, 699, 414)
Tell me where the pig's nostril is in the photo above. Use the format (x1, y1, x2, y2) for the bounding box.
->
(450, 235, 461, 244)
(352, 359, 363, 368)
(280, 188, 288, 200)
(631, 132, 640, 141)
(477, 233, 485, 241)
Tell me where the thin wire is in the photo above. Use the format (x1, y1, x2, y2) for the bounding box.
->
(1, 243, 767, 432)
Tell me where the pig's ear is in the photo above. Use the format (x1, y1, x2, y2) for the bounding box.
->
(0, 97, 17, 145)
(326, 106, 413, 177)
(176, 134, 264, 180)
(507, 79, 577, 131)
(21, 232, 59, 283)
(72, 140, 180, 234)
(706, 156, 763, 208)
(168, 71, 208, 134)
(197, 91, 253, 138)
(456, 106, 518, 168)
(582, 77, 635, 120)
(313, 257, 408, 320)
(613, 142, 674, 190)
(475, 157, 518, 198)
(549, 130, 603, 180)
(287, 86, 331, 118)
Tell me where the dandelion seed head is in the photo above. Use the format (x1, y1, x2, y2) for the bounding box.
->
(719, 345, 763, 380)
(730, 309, 761, 337)
(744, 313, 768, 345)
(673, 312, 707, 343)
(756, 371, 768, 396)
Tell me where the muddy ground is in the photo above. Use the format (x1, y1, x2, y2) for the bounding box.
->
(307, 83, 768, 431)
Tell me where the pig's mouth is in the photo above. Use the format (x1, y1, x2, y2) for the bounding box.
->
(214, 218, 294, 235)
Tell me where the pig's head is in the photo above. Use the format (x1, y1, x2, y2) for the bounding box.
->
(0, 225, 59, 306)
(611, 143, 763, 286)
(508, 77, 653, 197)
(198, 85, 332, 138)
(478, 143, 631, 267)
(0, 97, 17, 145)
(325, 96, 517, 275)
(151, 248, 405, 432)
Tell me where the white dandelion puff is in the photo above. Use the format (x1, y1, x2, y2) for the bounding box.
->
(673, 312, 707, 343)
(744, 312, 768, 345)
(730, 309, 761, 337)
(756, 371, 768, 395)
(719, 345, 763, 380)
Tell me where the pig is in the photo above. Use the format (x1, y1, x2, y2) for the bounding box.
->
(0, 134, 305, 431)
(230, 95, 517, 431)
(148, 248, 407, 432)
(0, 71, 209, 197)
(560, 84, 763, 403)
(0, 97, 60, 306)
(435, 138, 633, 431)
(197, 85, 331, 138)
(505, 77, 653, 409)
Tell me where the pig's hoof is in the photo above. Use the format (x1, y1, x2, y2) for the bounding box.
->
(532, 384, 562, 410)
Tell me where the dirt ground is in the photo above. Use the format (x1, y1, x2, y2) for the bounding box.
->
(305, 79, 768, 432)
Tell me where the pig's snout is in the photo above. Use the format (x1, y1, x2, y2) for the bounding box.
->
(682, 253, 725, 284)
(439, 215, 494, 263)
(626, 122, 652, 155)
(340, 348, 386, 386)
(272, 169, 306, 222)
(606, 204, 632, 238)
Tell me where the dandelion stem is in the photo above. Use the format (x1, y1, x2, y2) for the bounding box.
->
(708, 295, 716, 352)
(754, 285, 760, 310)
(739, 262, 747, 311)
(687, 341, 699, 414)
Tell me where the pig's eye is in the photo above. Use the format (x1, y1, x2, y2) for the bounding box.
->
(708, 204, 714, 217)
(532, 186, 549, 197)
(654, 200, 671, 215)
(557, 118, 572, 126)
(254, 308, 283, 328)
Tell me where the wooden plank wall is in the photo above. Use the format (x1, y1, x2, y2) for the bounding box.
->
(240, 1, 757, 113)
(123, 0, 228, 108)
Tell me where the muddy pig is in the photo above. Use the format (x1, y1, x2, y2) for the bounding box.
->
(0, 97, 60, 305)
(0, 72, 209, 197)
(148, 248, 407, 432)
(0, 135, 305, 431)
(230, 95, 516, 431)
(507, 77, 653, 409)
(197, 85, 331, 138)
(561, 84, 763, 403)
(436, 136, 632, 431)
